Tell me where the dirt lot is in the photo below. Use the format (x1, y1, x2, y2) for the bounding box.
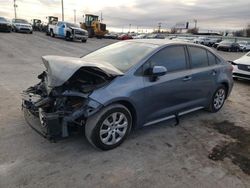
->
(0, 32, 250, 188)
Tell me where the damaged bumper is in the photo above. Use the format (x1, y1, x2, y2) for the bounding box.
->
(22, 91, 103, 140)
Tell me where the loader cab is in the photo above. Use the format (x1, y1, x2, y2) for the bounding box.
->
(85, 14, 99, 27)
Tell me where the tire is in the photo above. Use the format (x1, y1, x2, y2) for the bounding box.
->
(81, 39, 87, 43)
(65, 31, 72, 41)
(85, 104, 132, 150)
(208, 85, 227, 113)
(30, 31, 33, 34)
(50, 30, 54, 37)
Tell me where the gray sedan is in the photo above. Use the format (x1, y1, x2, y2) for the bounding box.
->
(22, 40, 234, 150)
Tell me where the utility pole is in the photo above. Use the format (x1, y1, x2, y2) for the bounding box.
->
(13, 0, 17, 19)
(100, 12, 103, 23)
(194, 19, 197, 29)
(61, 0, 64, 21)
(158, 22, 162, 33)
(74, 9, 76, 23)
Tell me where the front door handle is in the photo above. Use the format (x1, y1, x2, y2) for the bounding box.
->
(182, 76, 192, 81)
(211, 70, 217, 76)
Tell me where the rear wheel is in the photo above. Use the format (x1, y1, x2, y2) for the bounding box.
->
(85, 104, 132, 150)
(81, 39, 87, 43)
(208, 85, 227, 113)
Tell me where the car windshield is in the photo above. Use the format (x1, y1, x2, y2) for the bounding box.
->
(13, 19, 28, 23)
(0, 17, 7, 22)
(66, 23, 79, 28)
(82, 41, 158, 73)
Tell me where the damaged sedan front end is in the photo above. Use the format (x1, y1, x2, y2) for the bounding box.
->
(22, 55, 123, 140)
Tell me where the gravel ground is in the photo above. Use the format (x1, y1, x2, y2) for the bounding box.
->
(0, 32, 250, 188)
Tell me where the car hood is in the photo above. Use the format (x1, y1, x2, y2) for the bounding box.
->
(0, 21, 10, 24)
(14, 23, 30, 26)
(234, 56, 250, 65)
(42, 55, 123, 87)
(69, 26, 87, 32)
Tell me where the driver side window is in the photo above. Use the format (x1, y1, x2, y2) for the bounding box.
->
(143, 46, 187, 75)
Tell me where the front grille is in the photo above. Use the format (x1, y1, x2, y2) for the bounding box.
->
(233, 73, 250, 79)
(20, 28, 30, 31)
(238, 64, 250, 72)
(0, 24, 8, 29)
(74, 30, 85, 35)
(100, 23, 106, 31)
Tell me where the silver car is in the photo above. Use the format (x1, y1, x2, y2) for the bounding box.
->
(22, 40, 234, 150)
(12, 19, 33, 33)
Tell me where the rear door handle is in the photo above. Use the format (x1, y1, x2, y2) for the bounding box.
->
(182, 76, 192, 81)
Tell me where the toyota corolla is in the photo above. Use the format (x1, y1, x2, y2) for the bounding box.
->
(22, 40, 233, 150)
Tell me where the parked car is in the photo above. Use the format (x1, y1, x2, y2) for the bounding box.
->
(132, 34, 146, 39)
(104, 33, 118, 39)
(231, 52, 250, 80)
(194, 37, 221, 47)
(146, 33, 165, 39)
(0, 17, 12, 32)
(48, 21, 88, 42)
(238, 41, 250, 52)
(217, 41, 240, 52)
(117, 33, 133, 40)
(22, 40, 233, 150)
(12, 19, 33, 33)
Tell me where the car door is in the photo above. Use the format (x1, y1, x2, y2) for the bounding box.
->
(142, 45, 194, 124)
(57, 22, 65, 37)
(187, 46, 216, 106)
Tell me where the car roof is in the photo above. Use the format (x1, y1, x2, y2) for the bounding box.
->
(127, 39, 204, 47)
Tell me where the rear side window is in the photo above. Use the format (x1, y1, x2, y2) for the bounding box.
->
(149, 46, 187, 73)
(189, 46, 209, 68)
(207, 51, 217, 65)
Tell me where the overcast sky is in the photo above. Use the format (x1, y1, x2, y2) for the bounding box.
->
(0, 0, 250, 32)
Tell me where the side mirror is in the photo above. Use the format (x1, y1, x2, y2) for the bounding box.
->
(149, 66, 167, 81)
(152, 66, 167, 76)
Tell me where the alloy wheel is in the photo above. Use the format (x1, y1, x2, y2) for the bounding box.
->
(99, 112, 128, 145)
(213, 88, 226, 110)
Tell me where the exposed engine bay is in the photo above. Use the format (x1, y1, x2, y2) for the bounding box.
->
(22, 56, 121, 140)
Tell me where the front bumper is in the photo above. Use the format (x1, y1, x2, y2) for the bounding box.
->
(232, 65, 250, 80)
(72, 34, 88, 40)
(22, 91, 102, 140)
(16, 26, 32, 33)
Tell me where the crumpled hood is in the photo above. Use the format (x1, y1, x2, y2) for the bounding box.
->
(42, 55, 123, 87)
(69, 26, 87, 32)
(234, 56, 250, 65)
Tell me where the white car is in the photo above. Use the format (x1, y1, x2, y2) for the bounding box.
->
(232, 52, 250, 80)
(238, 41, 250, 52)
(48, 21, 88, 42)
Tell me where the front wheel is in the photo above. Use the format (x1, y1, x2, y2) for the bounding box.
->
(85, 104, 132, 150)
(81, 39, 87, 43)
(208, 85, 227, 113)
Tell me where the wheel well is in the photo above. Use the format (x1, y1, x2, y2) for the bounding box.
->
(114, 101, 137, 129)
(221, 82, 229, 98)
